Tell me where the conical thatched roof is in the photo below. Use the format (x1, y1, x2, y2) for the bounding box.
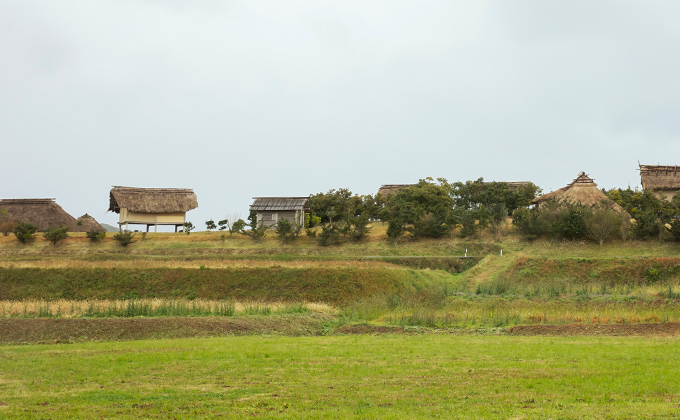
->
(639, 164, 680, 190)
(76, 214, 105, 232)
(530, 172, 625, 213)
(0, 199, 79, 231)
(109, 186, 198, 214)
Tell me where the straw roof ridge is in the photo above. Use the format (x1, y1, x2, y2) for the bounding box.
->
(530, 172, 625, 214)
(639, 164, 680, 190)
(109, 186, 198, 214)
(0, 198, 79, 231)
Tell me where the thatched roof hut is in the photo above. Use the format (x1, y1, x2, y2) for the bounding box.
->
(377, 184, 415, 197)
(639, 164, 680, 200)
(0, 199, 79, 231)
(530, 172, 625, 213)
(109, 187, 198, 214)
(108, 186, 199, 232)
(76, 214, 105, 232)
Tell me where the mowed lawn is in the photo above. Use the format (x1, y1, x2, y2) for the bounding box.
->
(1, 335, 679, 419)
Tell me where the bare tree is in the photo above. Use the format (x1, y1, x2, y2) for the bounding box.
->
(583, 205, 622, 246)
(218, 213, 242, 235)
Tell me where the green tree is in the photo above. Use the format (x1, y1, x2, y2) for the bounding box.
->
(113, 230, 136, 247)
(86, 230, 106, 242)
(274, 219, 302, 244)
(13, 221, 37, 243)
(205, 219, 217, 231)
(43, 226, 69, 245)
(583, 205, 622, 246)
(386, 179, 455, 240)
(183, 222, 195, 236)
(489, 203, 508, 240)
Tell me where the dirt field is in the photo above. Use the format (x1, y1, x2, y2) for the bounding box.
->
(508, 322, 680, 336)
(4, 317, 680, 345)
(0, 314, 332, 344)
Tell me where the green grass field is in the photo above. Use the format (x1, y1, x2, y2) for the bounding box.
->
(2, 226, 680, 417)
(1, 335, 679, 419)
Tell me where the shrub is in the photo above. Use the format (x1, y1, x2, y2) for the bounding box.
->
(305, 228, 317, 238)
(583, 206, 622, 246)
(512, 207, 548, 241)
(113, 230, 136, 247)
(317, 223, 343, 246)
(345, 215, 372, 242)
(232, 219, 247, 234)
(0, 220, 17, 237)
(86, 230, 106, 242)
(43, 226, 69, 245)
(237, 220, 268, 241)
(183, 221, 195, 236)
(274, 219, 302, 244)
(13, 221, 37, 243)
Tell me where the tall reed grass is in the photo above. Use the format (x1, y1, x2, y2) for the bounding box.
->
(0, 299, 331, 319)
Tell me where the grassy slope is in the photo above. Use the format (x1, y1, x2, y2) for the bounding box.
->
(0, 267, 455, 304)
(1, 335, 679, 419)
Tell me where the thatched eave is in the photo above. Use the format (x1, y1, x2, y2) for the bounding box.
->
(109, 186, 198, 214)
(639, 164, 680, 191)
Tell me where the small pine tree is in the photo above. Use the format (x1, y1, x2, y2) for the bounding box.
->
(43, 226, 69, 245)
(86, 230, 106, 242)
(13, 221, 37, 243)
(183, 221, 195, 236)
(113, 230, 136, 246)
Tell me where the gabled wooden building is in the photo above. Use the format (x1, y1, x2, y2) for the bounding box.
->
(108, 186, 198, 232)
(249, 197, 309, 228)
(0, 198, 79, 231)
(639, 164, 680, 200)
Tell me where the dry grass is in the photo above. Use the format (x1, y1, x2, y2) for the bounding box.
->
(0, 299, 336, 318)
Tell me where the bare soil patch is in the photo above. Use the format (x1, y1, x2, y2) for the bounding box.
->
(0, 314, 332, 345)
(509, 322, 680, 337)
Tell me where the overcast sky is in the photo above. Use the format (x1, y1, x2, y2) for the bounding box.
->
(2, 1, 680, 229)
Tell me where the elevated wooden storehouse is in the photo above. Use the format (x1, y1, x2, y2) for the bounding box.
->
(0, 198, 79, 231)
(76, 214, 105, 233)
(639, 164, 680, 200)
(376, 184, 415, 197)
(109, 186, 198, 232)
(249, 197, 310, 228)
(530, 172, 625, 213)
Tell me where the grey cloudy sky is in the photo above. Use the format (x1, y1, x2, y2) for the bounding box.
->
(2, 1, 680, 229)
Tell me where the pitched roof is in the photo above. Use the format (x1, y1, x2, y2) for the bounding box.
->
(530, 172, 625, 213)
(76, 214, 105, 232)
(639, 164, 680, 190)
(250, 197, 310, 212)
(482, 181, 533, 190)
(0, 198, 79, 231)
(377, 184, 415, 196)
(109, 186, 198, 214)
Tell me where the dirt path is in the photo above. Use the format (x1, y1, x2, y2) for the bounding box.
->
(460, 253, 517, 286)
